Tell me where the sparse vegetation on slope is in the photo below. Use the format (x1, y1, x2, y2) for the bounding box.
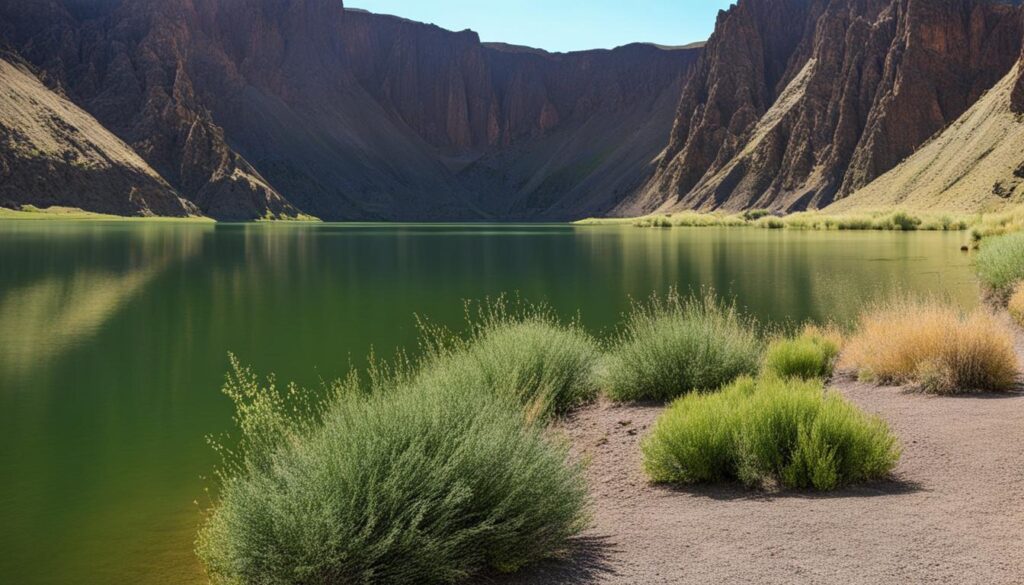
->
(603, 291, 762, 402)
(642, 376, 900, 491)
(198, 357, 588, 585)
(842, 298, 1018, 394)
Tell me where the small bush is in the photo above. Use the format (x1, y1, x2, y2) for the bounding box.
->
(642, 376, 900, 491)
(1010, 284, 1024, 327)
(763, 325, 843, 380)
(742, 209, 773, 221)
(198, 360, 589, 585)
(842, 298, 1018, 394)
(975, 232, 1024, 299)
(603, 291, 762, 402)
(755, 215, 786, 229)
(417, 299, 601, 419)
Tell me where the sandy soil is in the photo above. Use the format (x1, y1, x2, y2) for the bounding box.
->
(494, 319, 1024, 585)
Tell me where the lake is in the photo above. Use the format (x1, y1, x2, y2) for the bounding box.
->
(0, 222, 979, 584)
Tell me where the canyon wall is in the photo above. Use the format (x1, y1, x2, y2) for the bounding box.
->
(632, 0, 1023, 215)
(0, 0, 697, 220)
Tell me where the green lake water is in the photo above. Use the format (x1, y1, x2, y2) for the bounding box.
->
(0, 222, 979, 584)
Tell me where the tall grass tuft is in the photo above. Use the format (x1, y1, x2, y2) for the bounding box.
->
(842, 298, 1018, 394)
(975, 232, 1024, 299)
(603, 290, 762, 402)
(1010, 284, 1024, 328)
(197, 358, 589, 585)
(763, 325, 843, 380)
(416, 298, 601, 419)
(642, 376, 900, 491)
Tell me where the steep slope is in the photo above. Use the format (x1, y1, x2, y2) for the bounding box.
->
(0, 0, 698, 221)
(833, 62, 1024, 211)
(0, 51, 196, 217)
(633, 0, 1023, 215)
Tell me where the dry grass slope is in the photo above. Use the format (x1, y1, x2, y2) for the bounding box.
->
(832, 63, 1024, 213)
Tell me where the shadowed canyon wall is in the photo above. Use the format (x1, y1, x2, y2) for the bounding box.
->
(3, 0, 1024, 219)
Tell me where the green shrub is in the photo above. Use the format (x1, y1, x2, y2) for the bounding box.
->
(642, 382, 748, 484)
(742, 209, 773, 221)
(975, 232, 1024, 298)
(603, 291, 762, 402)
(198, 360, 589, 585)
(417, 299, 601, 419)
(763, 326, 842, 380)
(642, 377, 900, 491)
(755, 216, 786, 229)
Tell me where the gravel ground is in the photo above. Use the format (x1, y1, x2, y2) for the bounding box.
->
(492, 317, 1024, 585)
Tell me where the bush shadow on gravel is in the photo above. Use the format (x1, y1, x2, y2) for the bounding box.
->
(479, 535, 618, 585)
(656, 477, 925, 502)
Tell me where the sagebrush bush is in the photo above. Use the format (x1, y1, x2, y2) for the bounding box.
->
(198, 359, 589, 585)
(642, 376, 900, 491)
(842, 298, 1018, 394)
(763, 325, 843, 380)
(417, 299, 601, 419)
(1010, 284, 1024, 328)
(975, 232, 1024, 298)
(603, 291, 762, 402)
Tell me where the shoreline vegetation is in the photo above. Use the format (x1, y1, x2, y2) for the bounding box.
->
(198, 274, 1024, 583)
(0, 205, 215, 222)
(0, 204, 320, 222)
(576, 206, 1024, 242)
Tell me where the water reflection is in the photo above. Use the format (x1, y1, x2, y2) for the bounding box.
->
(0, 225, 207, 379)
(0, 222, 979, 585)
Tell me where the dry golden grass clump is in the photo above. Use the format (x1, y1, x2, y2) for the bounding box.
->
(1010, 284, 1024, 328)
(842, 298, 1018, 394)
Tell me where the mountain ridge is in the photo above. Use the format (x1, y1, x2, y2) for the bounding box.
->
(0, 0, 698, 220)
(3, 0, 1024, 220)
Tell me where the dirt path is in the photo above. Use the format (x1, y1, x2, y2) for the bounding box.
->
(494, 318, 1024, 585)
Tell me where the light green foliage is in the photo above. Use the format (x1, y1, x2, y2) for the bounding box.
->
(197, 358, 588, 585)
(975, 232, 1024, 298)
(763, 327, 842, 380)
(417, 298, 601, 419)
(643, 376, 901, 492)
(603, 291, 762, 402)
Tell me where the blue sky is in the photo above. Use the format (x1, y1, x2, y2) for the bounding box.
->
(345, 1, 736, 53)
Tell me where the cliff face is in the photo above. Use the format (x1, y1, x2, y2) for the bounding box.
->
(634, 0, 1023, 215)
(833, 5, 1024, 211)
(0, 51, 196, 216)
(0, 0, 698, 220)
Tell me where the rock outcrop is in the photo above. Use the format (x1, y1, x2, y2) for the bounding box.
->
(0, 50, 196, 216)
(633, 0, 1024, 215)
(834, 13, 1024, 211)
(0, 0, 698, 220)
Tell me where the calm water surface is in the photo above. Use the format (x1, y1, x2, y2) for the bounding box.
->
(0, 222, 978, 584)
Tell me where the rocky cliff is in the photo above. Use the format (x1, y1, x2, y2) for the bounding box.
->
(632, 0, 1024, 215)
(0, 0, 698, 220)
(0, 49, 196, 216)
(834, 5, 1024, 211)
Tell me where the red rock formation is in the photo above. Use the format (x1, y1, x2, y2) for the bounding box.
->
(635, 0, 1023, 215)
(0, 0, 698, 220)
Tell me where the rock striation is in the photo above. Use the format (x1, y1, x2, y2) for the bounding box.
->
(633, 0, 1024, 215)
(0, 0, 698, 220)
(0, 49, 196, 216)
